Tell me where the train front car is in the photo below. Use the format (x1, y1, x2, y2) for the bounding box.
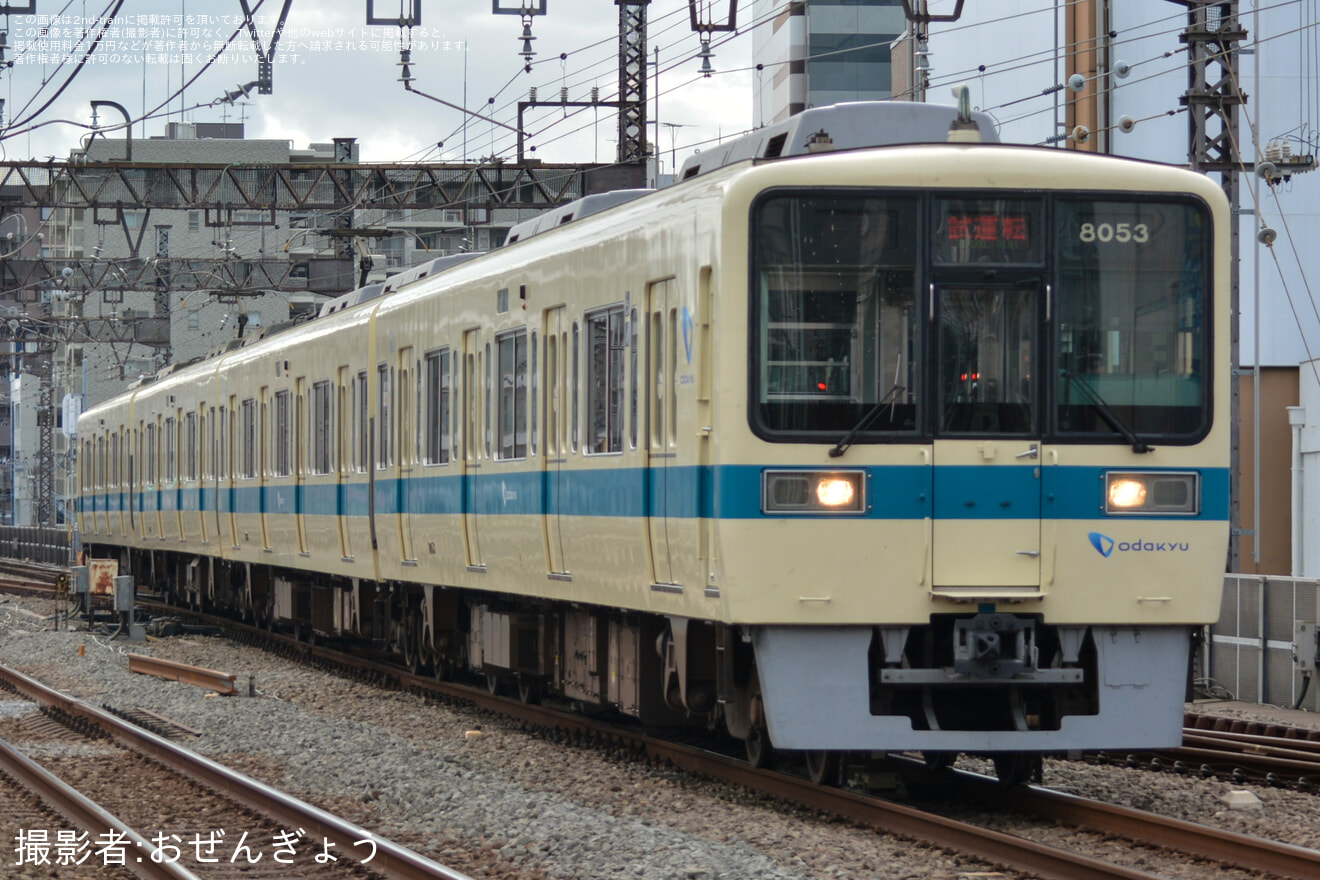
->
(714, 139, 1230, 775)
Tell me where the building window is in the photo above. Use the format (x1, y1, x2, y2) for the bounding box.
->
(188, 211, 201, 232)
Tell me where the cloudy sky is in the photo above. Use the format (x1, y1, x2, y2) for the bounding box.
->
(0, 0, 754, 173)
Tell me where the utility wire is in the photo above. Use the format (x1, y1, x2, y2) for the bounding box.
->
(0, 0, 127, 137)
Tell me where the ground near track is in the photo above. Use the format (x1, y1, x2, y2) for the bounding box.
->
(3, 589, 1320, 880)
(0, 706, 141, 880)
(0, 686, 393, 880)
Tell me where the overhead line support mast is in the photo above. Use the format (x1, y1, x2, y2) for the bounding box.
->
(1171, 0, 1246, 572)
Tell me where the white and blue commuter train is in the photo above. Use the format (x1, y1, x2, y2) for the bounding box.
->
(78, 102, 1230, 780)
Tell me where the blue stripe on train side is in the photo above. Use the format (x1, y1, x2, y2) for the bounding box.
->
(87, 464, 1230, 525)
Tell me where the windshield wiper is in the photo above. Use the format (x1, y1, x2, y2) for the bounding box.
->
(1061, 369, 1153, 454)
(829, 384, 905, 458)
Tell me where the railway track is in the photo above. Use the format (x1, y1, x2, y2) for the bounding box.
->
(7, 577, 1320, 878)
(1083, 713, 1320, 788)
(0, 661, 472, 880)
(0, 733, 141, 880)
(208, 607, 1320, 880)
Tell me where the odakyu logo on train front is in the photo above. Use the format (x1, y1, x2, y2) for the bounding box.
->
(1088, 532, 1190, 558)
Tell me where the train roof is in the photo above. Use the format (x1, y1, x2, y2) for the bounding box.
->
(316, 252, 488, 318)
(676, 101, 999, 181)
(503, 189, 654, 244)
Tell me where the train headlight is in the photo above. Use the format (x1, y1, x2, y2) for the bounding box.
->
(1107, 478, 1147, 509)
(762, 470, 866, 514)
(1104, 471, 1200, 515)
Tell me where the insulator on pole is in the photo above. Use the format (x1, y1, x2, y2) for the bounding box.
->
(519, 16, 537, 62)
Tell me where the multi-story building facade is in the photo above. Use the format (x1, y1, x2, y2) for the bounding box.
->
(752, 0, 907, 126)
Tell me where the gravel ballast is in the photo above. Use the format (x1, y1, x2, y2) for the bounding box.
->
(2, 593, 1319, 879)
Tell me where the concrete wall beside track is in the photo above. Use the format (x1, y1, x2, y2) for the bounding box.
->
(1215, 575, 1320, 712)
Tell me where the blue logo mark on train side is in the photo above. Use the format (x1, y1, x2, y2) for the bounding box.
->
(1089, 532, 1190, 556)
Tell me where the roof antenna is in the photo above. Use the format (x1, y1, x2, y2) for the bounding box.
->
(948, 84, 981, 143)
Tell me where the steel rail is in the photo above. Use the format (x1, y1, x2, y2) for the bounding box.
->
(126, 653, 237, 695)
(0, 663, 474, 880)
(0, 735, 203, 880)
(1160, 743, 1320, 778)
(403, 672, 1166, 880)
(633, 737, 1167, 880)
(1186, 712, 1320, 742)
(139, 602, 1320, 879)
(1182, 729, 1320, 757)
(989, 778, 1320, 880)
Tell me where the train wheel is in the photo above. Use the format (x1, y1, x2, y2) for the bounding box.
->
(744, 724, 774, 769)
(401, 613, 422, 675)
(430, 653, 454, 683)
(517, 676, 542, 705)
(485, 674, 506, 696)
(992, 752, 1042, 786)
(804, 750, 838, 786)
(923, 751, 957, 771)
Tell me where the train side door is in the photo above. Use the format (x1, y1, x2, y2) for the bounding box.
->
(227, 400, 239, 546)
(930, 283, 1042, 589)
(337, 368, 352, 559)
(462, 329, 484, 569)
(152, 416, 164, 539)
(396, 349, 417, 563)
(646, 278, 678, 587)
(542, 307, 568, 576)
(198, 409, 208, 544)
(130, 425, 138, 535)
(295, 378, 308, 555)
(259, 389, 271, 551)
(116, 430, 127, 538)
(213, 405, 226, 545)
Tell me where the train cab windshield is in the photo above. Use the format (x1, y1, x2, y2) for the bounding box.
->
(749, 189, 1211, 445)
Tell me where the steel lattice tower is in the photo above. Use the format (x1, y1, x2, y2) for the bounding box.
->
(617, 0, 650, 164)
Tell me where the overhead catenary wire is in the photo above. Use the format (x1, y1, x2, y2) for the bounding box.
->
(1204, 21, 1320, 394)
(0, 0, 270, 146)
(980, 5, 1320, 143)
(0, 0, 128, 138)
(0, 0, 100, 126)
(446, 5, 777, 163)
